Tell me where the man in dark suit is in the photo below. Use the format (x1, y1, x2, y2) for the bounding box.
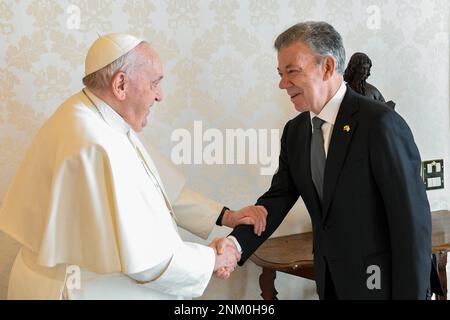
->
(219, 21, 432, 299)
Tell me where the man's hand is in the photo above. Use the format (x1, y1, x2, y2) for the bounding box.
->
(209, 237, 240, 279)
(222, 205, 268, 236)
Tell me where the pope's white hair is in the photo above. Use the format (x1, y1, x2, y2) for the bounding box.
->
(82, 41, 147, 91)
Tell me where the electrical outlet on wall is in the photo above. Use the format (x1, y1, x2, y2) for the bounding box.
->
(422, 159, 444, 190)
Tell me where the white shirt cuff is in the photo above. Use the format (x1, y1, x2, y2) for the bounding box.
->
(227, 236, 242, 254)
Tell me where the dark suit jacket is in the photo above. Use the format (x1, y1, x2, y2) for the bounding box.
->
(230, 86, 432, 299)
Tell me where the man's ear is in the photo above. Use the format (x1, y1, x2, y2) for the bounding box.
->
(111, 71, 128, 101)
(322, 55, 336, 81)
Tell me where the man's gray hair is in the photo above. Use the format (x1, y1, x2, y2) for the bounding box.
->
(274, 21, 346, 74)
(82, 41, 145, 90)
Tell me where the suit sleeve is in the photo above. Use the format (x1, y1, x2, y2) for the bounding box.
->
(369, 110, 432, 299)
(230, 120, 300, 264)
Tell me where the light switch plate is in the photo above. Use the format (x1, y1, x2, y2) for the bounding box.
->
(422, 159, 444, 190)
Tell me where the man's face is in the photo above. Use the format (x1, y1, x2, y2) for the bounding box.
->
(126, 47, 164, 132)
(277, 41, 328, 114)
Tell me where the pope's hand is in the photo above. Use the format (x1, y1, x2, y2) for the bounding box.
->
(222, 205, 268, 236)
(209, 237, 240, 279)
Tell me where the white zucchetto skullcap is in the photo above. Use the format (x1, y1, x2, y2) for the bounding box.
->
(85, 33, 143, 76)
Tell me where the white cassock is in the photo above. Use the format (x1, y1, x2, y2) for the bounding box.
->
(0, 88, 223, 300)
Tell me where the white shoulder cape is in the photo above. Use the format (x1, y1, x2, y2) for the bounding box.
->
(0, 92, 187, 274)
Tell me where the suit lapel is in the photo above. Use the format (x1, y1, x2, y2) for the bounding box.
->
(321, 89, 359, 222)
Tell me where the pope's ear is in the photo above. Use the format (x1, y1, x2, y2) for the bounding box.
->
(111, 71, 128, 101)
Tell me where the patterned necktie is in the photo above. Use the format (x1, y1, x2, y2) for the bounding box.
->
(311, 117, 326, 201)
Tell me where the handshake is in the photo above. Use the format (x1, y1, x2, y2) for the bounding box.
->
(208, 205, 268, 279)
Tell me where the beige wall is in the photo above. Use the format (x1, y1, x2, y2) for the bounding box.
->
(0, 0, 449, 299)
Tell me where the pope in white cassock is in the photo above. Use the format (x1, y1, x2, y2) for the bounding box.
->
(0, 34, 268, 299)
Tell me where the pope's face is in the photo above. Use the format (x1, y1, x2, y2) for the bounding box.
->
(277, 42, 328, 114)
(126, 48, 164, 132)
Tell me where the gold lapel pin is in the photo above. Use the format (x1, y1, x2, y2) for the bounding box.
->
(343, 125, 351, 132)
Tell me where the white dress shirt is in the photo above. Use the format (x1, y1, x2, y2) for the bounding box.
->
(309, 81, 347, 157)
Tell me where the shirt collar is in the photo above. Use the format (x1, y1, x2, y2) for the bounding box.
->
(83, 88, 131, 135)
(310, 81, 347, 126)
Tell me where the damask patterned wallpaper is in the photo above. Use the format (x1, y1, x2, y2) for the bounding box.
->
(0, 0, 449, 299)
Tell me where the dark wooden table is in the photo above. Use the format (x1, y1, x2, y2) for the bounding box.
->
(250, 210, 450, 300)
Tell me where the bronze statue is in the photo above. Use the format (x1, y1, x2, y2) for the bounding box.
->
(344, 52, 390, 105)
